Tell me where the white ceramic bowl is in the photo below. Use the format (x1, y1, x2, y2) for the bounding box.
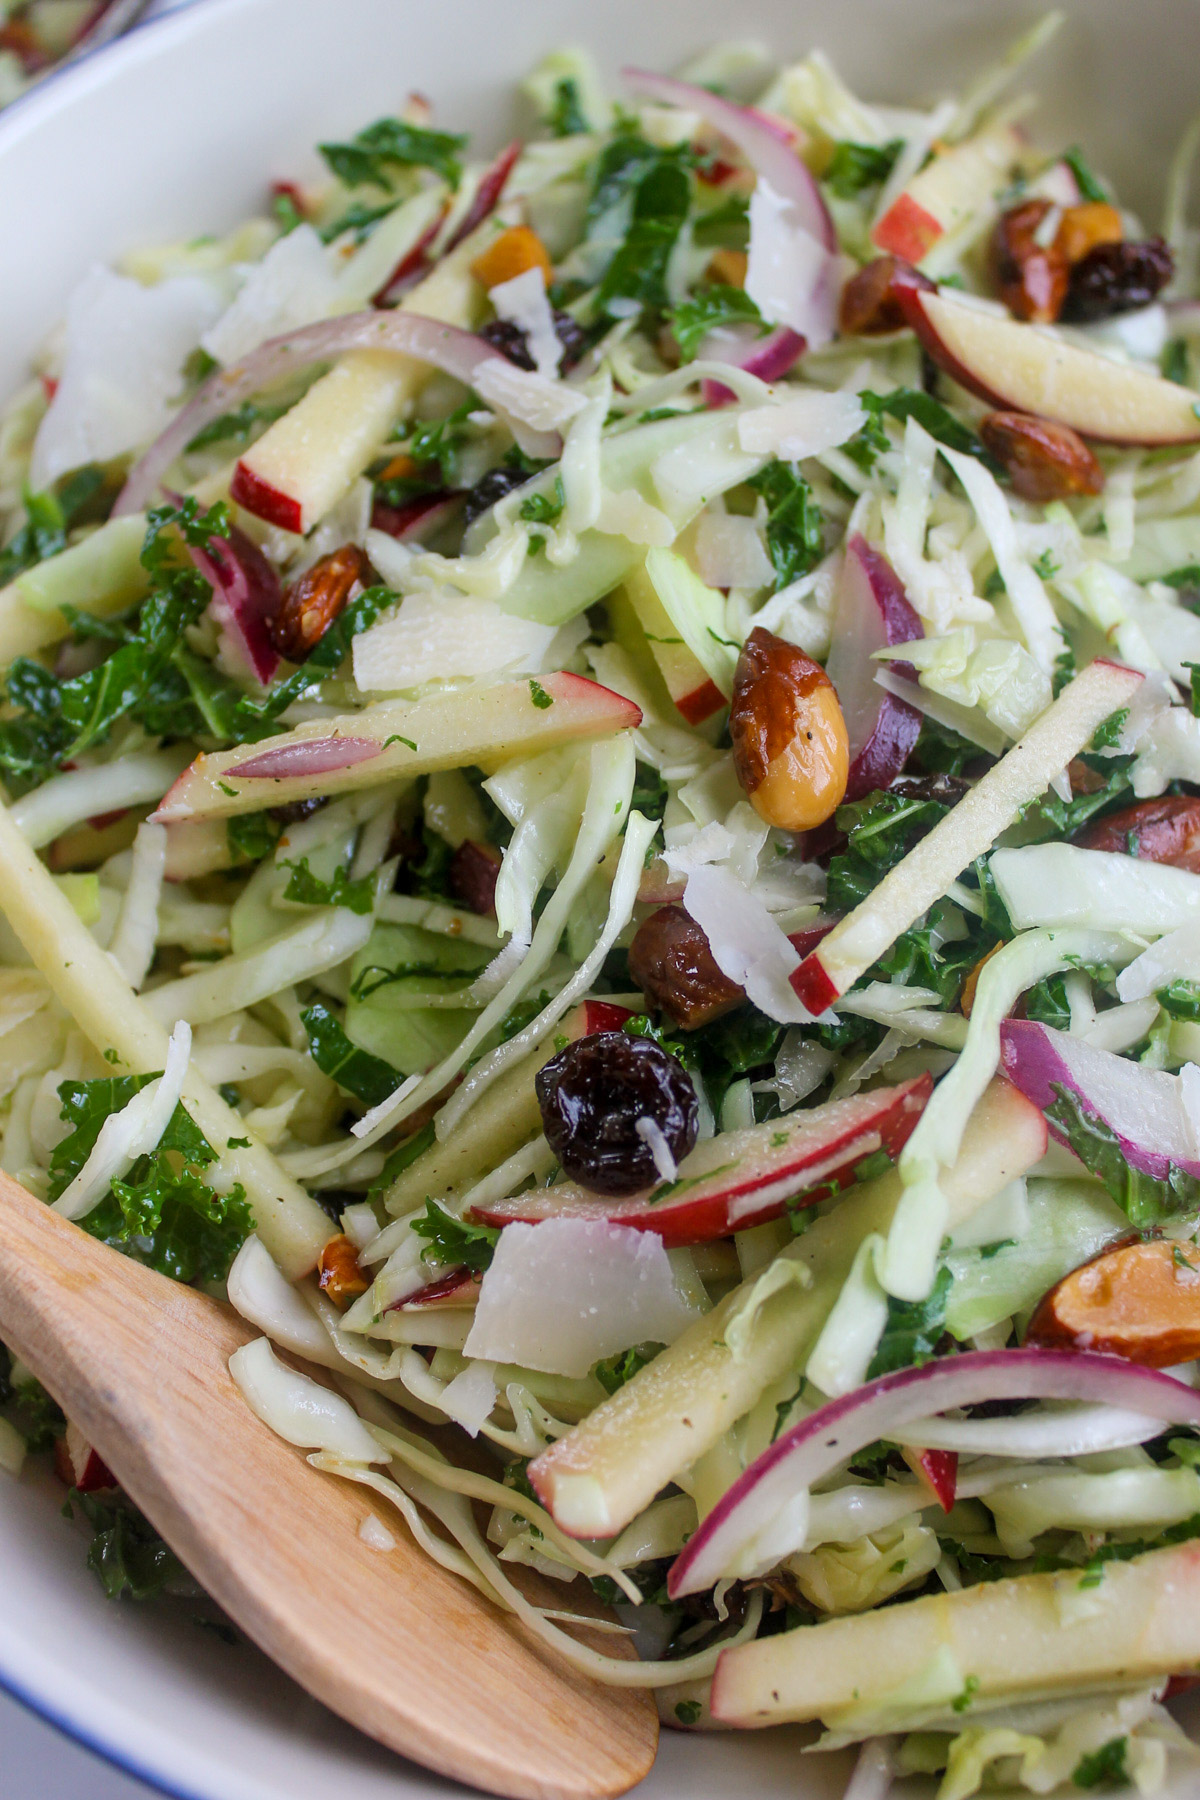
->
(4, 1, 1200, 1793)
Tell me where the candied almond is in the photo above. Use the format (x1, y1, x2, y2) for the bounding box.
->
(730, 628, 849, 832)
(991, 200, 1070, 323)
(628, 904, 746, 1030)
(1076, 796, 1200, 872)
(318, 1234, 370, 1308)
(838, 255, 933, 336)
(1026, 1237, 1200, 1366)
(269, 544, 374, 661)
(959, 943, 1005, 1018)
(979, 411, 1105, 503)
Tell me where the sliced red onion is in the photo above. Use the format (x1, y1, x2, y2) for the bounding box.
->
(114, 312, 562, 519)
(444, 140, 523, 253)
(701, 324, 806, 408)
(826, 535, 923, 801)
(234, 737, 382, 780)
(189, 524, 281, 685)
(623, 68, 834, 251)
(894, 1401, 1178, 1461)
(370, 491, 464, 540)
(1000, 1018, 1200, 1182)
(668, 1348, 1200, 1596)
(373, 211, 447, 306)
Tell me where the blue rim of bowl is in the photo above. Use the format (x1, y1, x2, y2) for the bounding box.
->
(0, 1660, 198, 1800)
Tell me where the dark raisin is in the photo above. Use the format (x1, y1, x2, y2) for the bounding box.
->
(461, 465, 535, 526)
(269, 797, 329, 824)
(478, 311, 589, 374)
(1060, 236, 1174, 322)
(628, 905, 745, 1030)
(448, 839, 501, 915)
(535, 1032, 699, 1196)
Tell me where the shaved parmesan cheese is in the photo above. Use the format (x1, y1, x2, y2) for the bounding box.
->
(595, 487, 675, 546)
(228, 1337, 384, 1463)
(683, 862, 816, 1024)
(473, 359, 588, 432)
(439, 1360, 499, 1436)
(359, 1514, 397, 1551)
(463, 1219, 699, 1376)
(53, 1019, 192, 1222)
(489, 266, 561, 380)
(745, 181, 838, 347)
(32, 265, 221, 487)
(351, 590, 557, 691)
(695, 510, 774, 590)
(202, 226, 340, 367)
(737, 389, 865, 461)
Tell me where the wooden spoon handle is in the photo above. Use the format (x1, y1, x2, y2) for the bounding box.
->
(0, 1175, 657, 1798)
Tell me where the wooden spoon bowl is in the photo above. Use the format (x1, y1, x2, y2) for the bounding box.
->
(0, 1174, 658, 1799)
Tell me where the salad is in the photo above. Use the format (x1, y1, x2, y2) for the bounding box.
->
(6, 17, 1200, 1797)
(0, 1, 136, 107)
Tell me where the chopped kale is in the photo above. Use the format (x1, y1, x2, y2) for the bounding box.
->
(548, 76, 589, 137)
(75, 1487, 190, 1602)
(319, 117, 467, 190)
(596, 154, 692, 316)
(825, 139, 903, 198)
(1047, 1081, 1200, 1228)
(48, 1072, 251, 1284)
(301, 1002, 403, 1108)
(593, 1344, 663, 1393)
(670, 284, 766, 361)
(867, 1265, 952, 1377)
(411, 1200, 499, 1271)
(747, 461, 824, 589)
(282, 856, 376, 914)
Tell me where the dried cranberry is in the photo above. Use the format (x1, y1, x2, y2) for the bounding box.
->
(448, 839, 501, 915)
(462, 465, 536, 526)
(535, 1032, 699, 1196)
(1060, 236, 1174, 322)
(269, 797, 329, 824)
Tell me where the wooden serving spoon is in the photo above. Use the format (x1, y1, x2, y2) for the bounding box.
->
(0, 1174, 659, 1799)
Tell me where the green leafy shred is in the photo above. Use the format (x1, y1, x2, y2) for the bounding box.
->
(674, 1700, 703, 1726)
(301, 1001, 403, 1108)
(227, 810, 283, 865)
(370, 1121, 436, 1200)
(591, 138, 694, 315)
(1157, 980, 1200, 1021)
(867, 1264, 952, 1377)
(548, 76, 589, 137)
(411, 1200, 500, 1271)
(1046, 1081, 1200, 1228)
(0, 466, 112, 586)
(238, 583, 396, 725)
(747, 461, 824, 589)
(186, 399, 290, 452)
(318, 117, 467, 189)
(48, 1073, 252, 1284)
(1072, 1739, 1129, 1790)
(282, 856, 376, 914)
(669, 284, 766, 361)
(0, 1343, 65, 1451)
(75, 1487, 190, 1602)
(825, 139, 903, 198)
(593, 1344, 662, 1393)
(1163, 338, 1191, 386)
(1063, 145, 1111, 204)
(855, 388, 998, 473)
(519, 475, 565, 528)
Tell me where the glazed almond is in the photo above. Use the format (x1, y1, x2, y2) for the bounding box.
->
(730, 627, 849, 832)
(991, 199, 1069, 324)
(1026, 1237, 1200, 1366)
(980, 411, 1105, 503)
(838, 255, 932, 337)
(270, 545, 375, 661)
(1077, 796, 1200, 872)
(317, 1234, 370, 1308)
(628, 904, 745, 1030)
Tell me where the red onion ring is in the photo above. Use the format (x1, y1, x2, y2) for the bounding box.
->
(622, 67, 835, 251)
(188, 524, 281, 685)
(702, 324, 807, 408)
(114, 313, 563, 520)
(668, 1347, 1200, 1596)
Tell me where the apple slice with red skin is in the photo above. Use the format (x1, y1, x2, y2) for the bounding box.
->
(872, 123, 1024, 264)
(827, 534, 922, 802)
(54, 1420, 116, 1493)
(154, 672, 641, 823)
(472, 1075, 931, 1247)
(896, 284, 1200, 447)
(902, 1445, 958, 1512)
(791, 659, 1145, 1013)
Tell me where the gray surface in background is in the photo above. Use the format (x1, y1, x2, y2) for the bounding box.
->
(3, 7, 194, 1789)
